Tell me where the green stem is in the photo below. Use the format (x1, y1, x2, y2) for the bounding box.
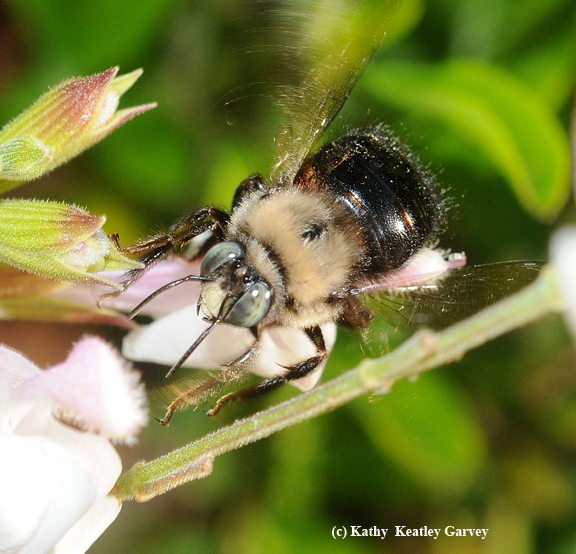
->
(114, 265, 564, 502)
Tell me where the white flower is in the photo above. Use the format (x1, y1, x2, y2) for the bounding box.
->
(0, 337, 147, 553)
(123, 305, 337, 391)
(102, 258, 337, 391)
(109, 247, 464, 391)
(550, 226, 576, 337)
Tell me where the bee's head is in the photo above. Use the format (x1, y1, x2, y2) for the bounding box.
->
(199, 241, 273, 328)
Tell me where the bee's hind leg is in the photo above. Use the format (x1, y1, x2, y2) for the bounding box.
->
(159, 340, 261, 425)
(206, 326, 327, 417)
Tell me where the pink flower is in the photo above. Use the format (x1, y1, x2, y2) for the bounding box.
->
(0, 337, 147, 553)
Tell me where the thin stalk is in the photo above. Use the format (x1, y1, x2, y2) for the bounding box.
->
(114, 265, 564, 502)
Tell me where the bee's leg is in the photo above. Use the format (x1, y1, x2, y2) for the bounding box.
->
(336, 296, 374, 330)
(158, 367, 241, 426)
(231, 173, 267, 210)
(207, 326, 327, 417)
(159, 339, 261, 426)
(114, 207, 230, 254)
(103, 207, 229, 298)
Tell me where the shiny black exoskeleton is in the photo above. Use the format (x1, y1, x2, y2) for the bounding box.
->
(294, 132, 446, 274)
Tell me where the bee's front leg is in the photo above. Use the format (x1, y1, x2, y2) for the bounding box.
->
(104, 206, 230, 297)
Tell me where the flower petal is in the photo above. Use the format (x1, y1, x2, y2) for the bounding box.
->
(18, 337, 148, 442)
(123, 305, 254, 369)
(123, 303, 337, 390)
(550, 226, 576, 337)
(0, 428, 117, 553)
(254, 323, 337, 391)
(0, 344, 44, 427)
(53, 495, 121, 554)
(100, 258, 202, 317)
(0, 435, 52, 552)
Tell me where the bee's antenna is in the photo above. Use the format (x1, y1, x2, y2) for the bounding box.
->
(164, 291, 237, 379)
(164, 318, 221, 378)
(129, 274, 213, 319)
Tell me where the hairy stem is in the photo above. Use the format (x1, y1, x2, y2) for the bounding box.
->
(114, 265, 563, 502)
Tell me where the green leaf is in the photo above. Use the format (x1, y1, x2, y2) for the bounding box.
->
(363, 59, 571, 221)
(354, 373, 486, 496)
(512, 25, 576, 111)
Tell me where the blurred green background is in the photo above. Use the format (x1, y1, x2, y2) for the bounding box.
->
(0, 0, 575, 552)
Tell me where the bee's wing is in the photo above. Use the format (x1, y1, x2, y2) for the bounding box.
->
(355, 261, 543, 357)
(270, 0, 392, 185)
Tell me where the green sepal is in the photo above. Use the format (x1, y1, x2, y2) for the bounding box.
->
(0, 199, 142, 290)
(0, 136, 51, 180)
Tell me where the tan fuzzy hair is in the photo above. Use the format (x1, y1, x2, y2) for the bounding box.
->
(228, 187, 366, 326)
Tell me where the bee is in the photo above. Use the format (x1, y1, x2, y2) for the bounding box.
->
(109, 3, 541, 423)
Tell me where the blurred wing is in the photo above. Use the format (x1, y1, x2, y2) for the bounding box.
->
(357, 261, 543, 356)
(271, 0, 395, 184)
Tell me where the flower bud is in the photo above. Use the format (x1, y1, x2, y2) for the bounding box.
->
(0, 199, 142, 289)
(0, 67, 156, 193)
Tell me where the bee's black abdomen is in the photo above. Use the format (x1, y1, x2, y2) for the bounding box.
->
(293, 131, 446, 274)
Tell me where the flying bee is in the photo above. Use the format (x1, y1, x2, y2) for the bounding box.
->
(113, 128, 461, 421)
(112, 126, 540, 423)
(108, 2, 541, 423)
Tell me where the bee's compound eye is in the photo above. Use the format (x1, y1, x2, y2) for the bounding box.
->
(201, 241, 243, 276)
(224, 282, 272, 328)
